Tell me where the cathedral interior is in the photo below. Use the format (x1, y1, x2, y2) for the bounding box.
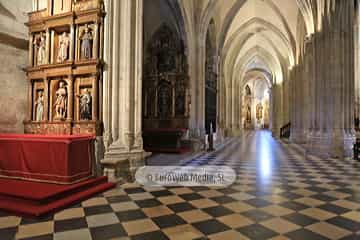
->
(0, 0, 360, 239)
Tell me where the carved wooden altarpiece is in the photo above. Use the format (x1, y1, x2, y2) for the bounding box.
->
(24, 0, 105, 136)
(143, 24, 190, 130)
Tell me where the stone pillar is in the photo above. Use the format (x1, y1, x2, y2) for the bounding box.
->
(307, 1, 355, 158)
(271, 83, 282, 137)
(290, 63, 306, 143)
(102, 0, 113, 150)
(355, 4, 360, 123)
(101, 0, 148, 182)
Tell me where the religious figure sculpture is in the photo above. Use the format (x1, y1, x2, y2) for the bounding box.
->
(77, 88, 92, 120)
(256, 103, 263, 121)
(34, 33, 46, 65)
(57, 32, 70, 63)
(158, 83, 171, 117)
(80, 25, 93, 60)
(35, 91, 44, 121)
(54, 81, 67, 120)
(246, 105, 251, 123)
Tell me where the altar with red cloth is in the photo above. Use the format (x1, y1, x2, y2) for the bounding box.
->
(0, 134, 95, 184)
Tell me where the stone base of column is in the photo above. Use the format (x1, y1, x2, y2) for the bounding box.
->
(307, 132, 355, 159)
(101, 148, 151, 183)
(230, 127, 242, 137)
(290, 129, 306, 144)
(94, 136, 106, 176)
(271, 126, 280, 138)
(330, 132, 355, 158)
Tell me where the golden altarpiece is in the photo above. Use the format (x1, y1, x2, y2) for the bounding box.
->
(24, 0, 105, 136)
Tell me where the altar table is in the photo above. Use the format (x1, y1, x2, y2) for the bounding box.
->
(0, 134, 95, 184)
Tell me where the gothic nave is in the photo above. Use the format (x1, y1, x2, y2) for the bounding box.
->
(0, 0, 359, 239)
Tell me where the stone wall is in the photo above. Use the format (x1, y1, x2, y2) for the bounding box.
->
(0, 43, 28, 133)
(0, 0, 30, 133)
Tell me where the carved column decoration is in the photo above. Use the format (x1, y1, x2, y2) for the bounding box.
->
(172, 85, 176, 117)
(110, 0, 120, 143)
(102, 0, 113, 149)
(70, 24, 75, 61)
(45, 28, 50, 64)
(99, 21, 104, 60)
(29, 34, 34, 66)
(92, 73, 98, 121)
(93, 22, 99, 59)
(67, 75, 74, 121)
(44, 78, 49, 121)
(50, 30, 55, 64)
(27, 80, 33, 121)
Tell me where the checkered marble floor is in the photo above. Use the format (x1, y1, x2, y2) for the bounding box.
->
(1, 131, 360, 240)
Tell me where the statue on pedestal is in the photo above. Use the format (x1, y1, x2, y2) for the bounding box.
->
(57, 32, 70, 63)
(80, 25, 93, 60)
(256, 103, 263, 121)
(77, 88, 92, 120)
(158, 83, 171, 117)
(246, 105, 251, 123)
(35, 91, 44, 121)
(34, 33, 46, 65)
(54, 81, 67, 120)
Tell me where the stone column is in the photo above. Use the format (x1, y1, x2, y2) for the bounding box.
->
(290, 62, 306, 143)
(271, 83, 282, 137)
(133, 2, 144, 151)
(101, 0, 148, 182)
(102, 0, 113, 149)
(307, 1, 355, 158)
(355, 4, 360, 123)
(225, 86, 232, 135)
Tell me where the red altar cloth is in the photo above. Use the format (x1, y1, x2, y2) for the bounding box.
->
(0, 134, 95, 184)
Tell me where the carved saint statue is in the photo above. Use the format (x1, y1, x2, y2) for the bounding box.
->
(158, 84, 171, 117)
(57, 32, 70, 63)
(34, 33, 46, 65)
(80, 25, 93, 59)
(77, 88, 92, 120)
(54, 81, 67, 119)
(35, 91, 44, 121)
(256, 103, 263, 121)
(246, 105, 251, 123)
